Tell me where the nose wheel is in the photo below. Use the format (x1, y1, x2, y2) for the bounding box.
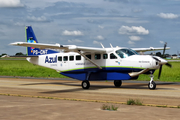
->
(148, 74, 156, 90)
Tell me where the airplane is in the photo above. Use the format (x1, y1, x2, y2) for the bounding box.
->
(10, 26, 172, 90)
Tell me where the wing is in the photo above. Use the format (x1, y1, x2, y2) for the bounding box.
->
(132, 47, 170, 52)
(10, 42, 107, 53)
(10, 42, 106, 69)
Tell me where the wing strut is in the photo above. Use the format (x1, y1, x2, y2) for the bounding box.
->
(77, 50, 102, 69)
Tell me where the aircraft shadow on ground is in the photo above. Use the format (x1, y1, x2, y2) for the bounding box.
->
(41, 88, 85, 93)
(20, 81, 176, 94)
(21, 82, 81, 87)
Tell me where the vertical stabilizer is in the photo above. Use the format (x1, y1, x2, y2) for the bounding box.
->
(26, 26, 58, 56)
(26, 26, 38, 55)
(26, 26, 38, 43)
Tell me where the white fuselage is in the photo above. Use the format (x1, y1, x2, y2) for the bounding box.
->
(27, 50, 160, 72)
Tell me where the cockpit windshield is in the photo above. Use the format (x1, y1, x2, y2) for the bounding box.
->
(115, 49, 138, 58)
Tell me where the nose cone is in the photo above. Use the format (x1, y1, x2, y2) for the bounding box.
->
(153, 56, 168, 65)
(159, 58, 168, 65)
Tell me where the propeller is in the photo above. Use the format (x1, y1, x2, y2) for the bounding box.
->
(157, 42, 172, 79)
(158, 65, 163, 79)
(165, 63, 172, 68)
(162, 42, 167, 58)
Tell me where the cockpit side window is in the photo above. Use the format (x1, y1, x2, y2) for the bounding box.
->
(116, 49, 137, 58)
(130, 49, 139, 55)
(116, 50, 124, 58)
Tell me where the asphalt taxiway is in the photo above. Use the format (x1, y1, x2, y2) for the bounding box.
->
(0, 77, 180, 120)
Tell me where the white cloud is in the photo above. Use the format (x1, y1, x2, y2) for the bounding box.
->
(93, 40, 100, 44)
(160, 41, 164, 44)
(96, 35, 104, 40)
(119, 26, 149, 35)
(98, 25, 104, 29)
(157, 13, 178, 19)
(129, 36, 141, 41)
(0, 0, 24, 7)
(62, 30, 83, 36)
(132, 9, 142, 13)
(68, 39, 84, 43)
(27, 16, 48, 22)
(14, 22, 24, 26)
(128, 41, 135, 45)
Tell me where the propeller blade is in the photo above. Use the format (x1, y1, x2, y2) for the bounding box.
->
(152, 56, 161, 62)
(158, 65, 163, 79)
(165, 63, 172, 68)
(162, 42, 167, 57)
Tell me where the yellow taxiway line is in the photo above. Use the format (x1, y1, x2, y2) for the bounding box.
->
(0, 93, 179, 109)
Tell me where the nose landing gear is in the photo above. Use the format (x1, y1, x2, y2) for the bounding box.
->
(148, 74, 156, 90)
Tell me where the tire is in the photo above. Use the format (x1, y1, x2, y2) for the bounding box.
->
(114, 80, 122, 87)
(82, 80, 90, 89)
(148, 81, 156, 90)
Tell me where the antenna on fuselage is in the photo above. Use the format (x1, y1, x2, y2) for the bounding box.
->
(100, 43, 105, 48)
(110, 43, 113, 48)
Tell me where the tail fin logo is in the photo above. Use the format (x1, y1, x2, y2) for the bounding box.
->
(27, 38, 36, 53)
(26, 26, 59, 56)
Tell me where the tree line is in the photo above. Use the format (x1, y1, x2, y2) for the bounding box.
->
(0, 52, 26, 57)
(155, 52, 178, 58)
(0, 52, 178, 58)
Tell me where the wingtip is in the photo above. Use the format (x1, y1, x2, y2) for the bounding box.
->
(9, 42, 23, 46)
(9, 42, 17, 46)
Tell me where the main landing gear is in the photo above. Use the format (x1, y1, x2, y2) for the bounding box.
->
(114, 80, 122, 87)
(148, 74, 156, 90)
(81, 80, 122, 89)
(82, 80, 90, 89)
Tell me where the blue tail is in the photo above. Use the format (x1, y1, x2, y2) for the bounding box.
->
(26, 26, 58, 56)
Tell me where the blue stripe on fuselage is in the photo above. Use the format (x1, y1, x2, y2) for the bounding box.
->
(60, 67, 149, 81)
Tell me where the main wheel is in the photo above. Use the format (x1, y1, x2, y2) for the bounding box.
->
(114, 80, 122, 87)
(148, 81, 156, 90)
(82, 80, 90, 89)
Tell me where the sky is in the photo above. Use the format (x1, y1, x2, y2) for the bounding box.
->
(0, 0, 180, 55)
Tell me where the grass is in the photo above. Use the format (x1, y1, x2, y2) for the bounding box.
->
(127, 99, 143, 105)
(177, 105, 180, 108)
(138, 62, 180, 82)
(156, 105, 167, 108)
(101, 104, 118, 111)
(0, 59, 180, 82)
(0, 60, 67, 78)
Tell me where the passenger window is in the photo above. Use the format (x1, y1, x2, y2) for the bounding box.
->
(76, 55, 81, 60)
(63, 56, 68, 61)
(86, 54, 91, 59)
(69, 56, 74, 61)
(110, 53, 117, 59)
(58, 56, 62, 61)
(95, 54, 101, 60)
(103, 54, 108, 59)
